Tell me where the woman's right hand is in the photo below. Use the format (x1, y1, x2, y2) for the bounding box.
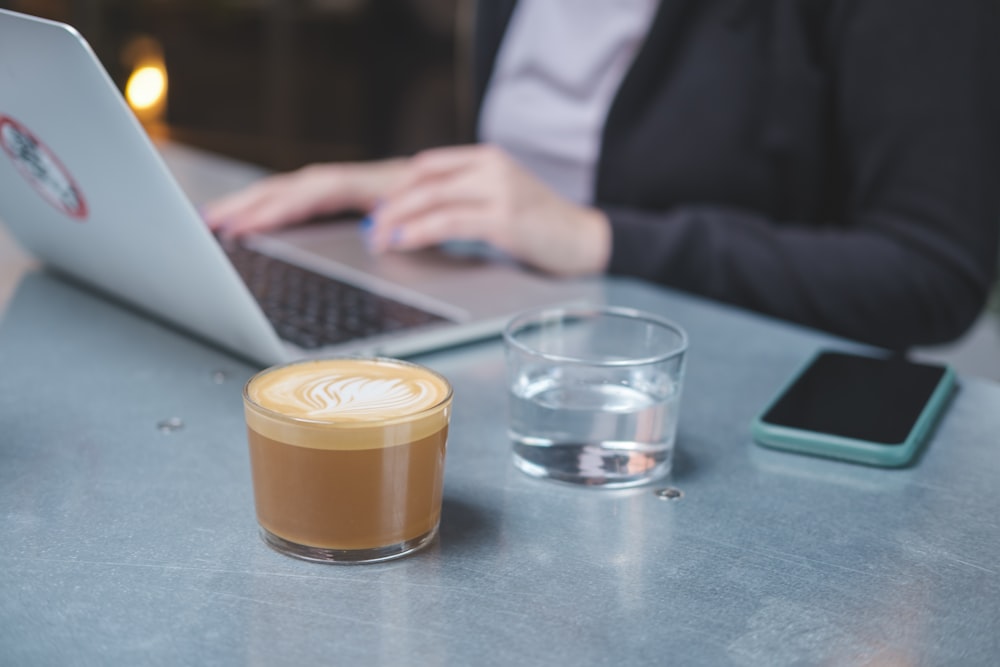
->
(202, 158, 407, 237)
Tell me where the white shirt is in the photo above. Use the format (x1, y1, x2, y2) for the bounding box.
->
(477, 0, 659, 204)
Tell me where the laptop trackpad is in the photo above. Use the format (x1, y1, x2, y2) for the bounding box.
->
(254, 222, 592, 320)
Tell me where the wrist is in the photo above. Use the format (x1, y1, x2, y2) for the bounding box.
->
(576, 207, 612, 276)
(534, 205, 611, 277)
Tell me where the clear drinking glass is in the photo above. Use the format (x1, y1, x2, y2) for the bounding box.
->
(503, 305, 687, 488)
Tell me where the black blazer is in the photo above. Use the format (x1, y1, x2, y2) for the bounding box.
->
(472, 0, 1000, 349)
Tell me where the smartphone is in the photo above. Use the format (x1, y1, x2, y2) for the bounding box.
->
(751, 350, 956, 467)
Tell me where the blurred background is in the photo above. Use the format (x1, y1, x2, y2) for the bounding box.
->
(1, 0, 471, 170)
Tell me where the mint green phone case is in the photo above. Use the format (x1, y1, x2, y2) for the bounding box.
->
(751, 352, 956, 467)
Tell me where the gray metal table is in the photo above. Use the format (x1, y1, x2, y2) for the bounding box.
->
(2, 145, 998, 666)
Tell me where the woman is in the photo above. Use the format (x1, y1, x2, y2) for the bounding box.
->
(205, 0, 1000, 350)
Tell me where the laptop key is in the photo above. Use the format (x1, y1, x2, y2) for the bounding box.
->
(222, 241, 451, 350)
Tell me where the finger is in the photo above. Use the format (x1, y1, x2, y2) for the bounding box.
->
(373, 145, 512, 238)
(368, 181, 487, 253)
(205, 173, 326, 236)
(210, 200, 281, 237)
(370, 202, 491, 253)
(202, 174, 300, 229)
(376, 168, 487, 229)
(213, 207, 287, 238)
(201, 186, 270, 230)
(386, 144, 496, 198)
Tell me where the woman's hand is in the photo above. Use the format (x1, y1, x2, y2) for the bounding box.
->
(202, 159, 406, 237)
(368, 145, 611, 277)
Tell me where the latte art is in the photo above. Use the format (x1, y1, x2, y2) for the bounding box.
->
(288, 374, 439, 418)
(248, 358, 451, 422)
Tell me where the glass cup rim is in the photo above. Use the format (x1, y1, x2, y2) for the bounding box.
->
(243, 356, 454, 428)
(502, 304, 689, 367)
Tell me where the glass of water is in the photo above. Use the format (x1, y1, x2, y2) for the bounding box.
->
(503, 305, 687, 488)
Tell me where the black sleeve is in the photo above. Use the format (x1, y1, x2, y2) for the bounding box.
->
(604, 0, 1000, 350)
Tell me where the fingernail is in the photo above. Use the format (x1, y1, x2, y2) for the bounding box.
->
(360, 215, 373, 230)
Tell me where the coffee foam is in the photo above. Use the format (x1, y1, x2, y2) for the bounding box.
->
(244, 358, 452, 450)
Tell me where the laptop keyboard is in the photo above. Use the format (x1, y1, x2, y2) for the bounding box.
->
(222, 240, 451, 350)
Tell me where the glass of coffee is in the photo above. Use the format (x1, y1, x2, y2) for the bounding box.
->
(504, 305, 687, 488)
(242, 357, 453, 564)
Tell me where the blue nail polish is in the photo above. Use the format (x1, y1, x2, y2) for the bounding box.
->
(360, 215, 373, 230)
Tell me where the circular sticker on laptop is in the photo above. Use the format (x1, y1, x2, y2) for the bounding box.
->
(0, 114, 88, 221)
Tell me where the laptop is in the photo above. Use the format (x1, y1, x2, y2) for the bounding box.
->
(0, 9, 599, 366)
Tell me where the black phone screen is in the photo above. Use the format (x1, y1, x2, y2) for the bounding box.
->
(760, 351, 950, 445)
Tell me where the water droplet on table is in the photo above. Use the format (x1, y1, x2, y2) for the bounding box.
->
(157, 417, 184, 433)
(654, 486, 683, 501)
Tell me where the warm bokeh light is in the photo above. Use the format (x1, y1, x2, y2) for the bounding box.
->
(121, 34, 168, 136)
(126, 64, 167, 111)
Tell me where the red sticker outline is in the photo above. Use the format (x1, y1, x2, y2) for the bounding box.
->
(0, 114, 88, 221)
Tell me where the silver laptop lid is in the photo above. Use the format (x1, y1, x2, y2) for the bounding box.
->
(0, 10, 297, 365)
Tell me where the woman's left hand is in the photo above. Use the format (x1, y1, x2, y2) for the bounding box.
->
(367, 144, 611, 277)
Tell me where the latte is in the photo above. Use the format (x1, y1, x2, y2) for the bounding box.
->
(243, 357, 453, 562)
